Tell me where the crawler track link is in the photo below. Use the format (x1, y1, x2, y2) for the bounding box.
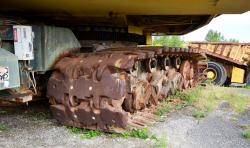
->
(47, 46, 207, 132)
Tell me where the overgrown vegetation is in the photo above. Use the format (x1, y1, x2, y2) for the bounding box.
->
(130, 128, 152, 139)
(244, 85, 250, 89)
(154, 135, 168, 148)
(155, 86, 203, 116)
(173, 86, 203, 106)
(153, 36, 186, 47)
(156, 84, 250, 120)
(242, 130, 250, 139)
(192, 109, 207, 119)
(0, 123, 8, 131)
(240, 124, 249, 130)
(155, 100, 174, 116)
(194, 85, 250, 113)
(68, 127, 102, 139)
(68, 127, 168, 147)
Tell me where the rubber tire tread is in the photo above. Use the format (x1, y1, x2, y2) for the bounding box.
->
(208, 61, 227, 85)
(246, 70, 250, 85)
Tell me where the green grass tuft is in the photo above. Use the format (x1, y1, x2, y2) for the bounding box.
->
(80, 130, 102, 139)
(155, 100, 173, 116)
(240, 124, 249, 130)
(154, 135, 168, 148)
(242, 130, 250, 139)
(173, 86, 202, 105)
(244, 85, 250, 89)
(0, 123, 8, 131)
(129, 128, 150, 139)
(0, 110, 8, 115)
(179, 85, 250, 113)
(69, 127, 84, 134)
(193, 109, 207, 119)
(68, 127, 102, 139)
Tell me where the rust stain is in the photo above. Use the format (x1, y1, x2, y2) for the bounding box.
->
(47, 46, 206, 132)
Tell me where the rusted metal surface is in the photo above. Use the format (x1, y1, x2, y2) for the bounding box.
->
(190, 42, 250, 66)
(47, 47, 207, 132)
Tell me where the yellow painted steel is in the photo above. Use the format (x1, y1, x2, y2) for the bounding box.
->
(231, 66, 245, 83)
(1, 0, 250, 15)
(128, 26, 143, 35)
(145, 33, 152, 45)
(207, 70, 216, 80)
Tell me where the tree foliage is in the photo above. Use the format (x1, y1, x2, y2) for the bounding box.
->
(205, 30, 225, 42)
(228, 38, 239, 43)
(205, 29, 239, 43)
(153, 36, 186, 47)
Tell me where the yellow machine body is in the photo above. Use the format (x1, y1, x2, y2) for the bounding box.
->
(231, 66, 245, 83)
(1, 1, 250, 36)
(1, 0, 249, 15)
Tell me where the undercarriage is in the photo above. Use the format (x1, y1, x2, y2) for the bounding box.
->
(47, 46, 207, 132)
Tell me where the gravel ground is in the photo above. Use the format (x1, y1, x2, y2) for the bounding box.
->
(150, 105, 250, 148)
(228, 87, 250, 97)
(0, 88, 250, 148)
(0, 114, 153, 148)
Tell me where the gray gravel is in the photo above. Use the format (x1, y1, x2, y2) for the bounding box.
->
(0, 115, 153, 148)
(0, 88, 250, 148)
(151, 106, 250, 148)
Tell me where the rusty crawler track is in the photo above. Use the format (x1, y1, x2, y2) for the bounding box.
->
(47, 47, 207, 132)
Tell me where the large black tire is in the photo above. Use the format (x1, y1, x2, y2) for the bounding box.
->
(246, 70, 250, 85)
(207, 61, 227, 85)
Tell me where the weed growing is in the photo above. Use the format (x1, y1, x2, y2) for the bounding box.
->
(244, 85, 250, 89)
(68, 126, 167, 147)
(155, 100, 174, 116)
(171, 85, 250, 114)
(192, 109, 207, 119)
(240, 124, 249, 130)
(153, 135, 168, 148)
(68, 127, 102, 139)
(242, 130, 250, 139)
(0, 123, 8, 131)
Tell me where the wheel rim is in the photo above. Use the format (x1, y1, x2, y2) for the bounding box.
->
(207, 68, 217, 81)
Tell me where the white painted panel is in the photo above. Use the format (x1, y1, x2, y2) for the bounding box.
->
(13, 25, 34, 60)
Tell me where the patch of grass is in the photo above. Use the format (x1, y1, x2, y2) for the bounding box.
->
(0, 110, 8, 115)
(193, 109, 207, 119)
(240, 124, 249, 130)
(173, 86, 202, 105)
(154, 86, 202, 117)
(185, 85, 250, 113)
(155, 86, 203, 116)
(154, 135, 168, 148)
(108, 128, 154, 140)
(80, 130, 102, 139)
(128, 128, 168, 147)
(244, 85, 250, 89)
(69, 127, 84, 134)
(156, 84, 249, 119)
(155, 100, 174, 116)
(129, 128, 150, 139)
(242, 130, 250, 139)
(68, 126, 167, 146)
(68, 127, 102, 139)
(0, 123, 8, 131)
